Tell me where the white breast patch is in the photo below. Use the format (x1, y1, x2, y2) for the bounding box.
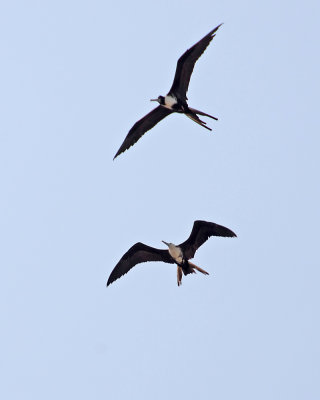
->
(168, 244, 183, 263)
(164, 95, 177, 109)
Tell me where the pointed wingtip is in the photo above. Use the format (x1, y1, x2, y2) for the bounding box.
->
(211, 23, 223, 36)
(113, 145, 127, 160)
(106, 278, 115, 287)
(113, 149, 125, 160)
(106, 277, 113, 286)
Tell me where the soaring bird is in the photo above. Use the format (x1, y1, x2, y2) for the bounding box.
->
(107, 220, 236, 287)
(113, 24, 222, 159)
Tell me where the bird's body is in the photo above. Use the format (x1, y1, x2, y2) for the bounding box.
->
(162, 95, 179, 110)
(163, 242, 183, 264)
(107, 220, 236, 287)
(113, 24, 223, 159)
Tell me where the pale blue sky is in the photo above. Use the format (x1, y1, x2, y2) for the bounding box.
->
(1, 1, 319, 399)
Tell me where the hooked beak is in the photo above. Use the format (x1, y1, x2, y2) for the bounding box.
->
(162, 241, 169, 247)
(150, 98, 158, 102)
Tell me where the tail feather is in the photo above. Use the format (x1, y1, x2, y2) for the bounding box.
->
(177, 262, 209, 286)
(188, 261, 209, 276)
(189, 107, 218, 121)
(185, 113, 212, 131)
(177, 266, 183, 286)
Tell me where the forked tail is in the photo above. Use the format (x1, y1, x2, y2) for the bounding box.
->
(177, 262, 209, 286)
(185, 113, 212, 131)
(188, 107, 218, 121)
(188, 261, 209, 276)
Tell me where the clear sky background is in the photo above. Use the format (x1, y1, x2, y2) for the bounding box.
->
(1, 1, 319, 399)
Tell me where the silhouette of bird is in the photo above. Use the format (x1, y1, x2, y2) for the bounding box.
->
(114, 24, 222, 159)
(107, 220, 236, 286)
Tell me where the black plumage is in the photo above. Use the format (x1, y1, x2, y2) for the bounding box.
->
(113, 107, 173, 159)
(114, 24, 222, 159)
(168, 24, 222, 102)
(107, 220, 236, 287)
(107, 243, 174, 287)
(179, 220, 235, 260)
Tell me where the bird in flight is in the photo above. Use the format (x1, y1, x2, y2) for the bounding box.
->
(113, 24, 223, 159)
(107, 220, 236, 287)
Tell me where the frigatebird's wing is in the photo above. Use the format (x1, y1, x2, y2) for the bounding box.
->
(107, 242, 174, 286)
(179, 220, 236, 260)
(113, 106, 173, 159)
(168, 24, 222, 102)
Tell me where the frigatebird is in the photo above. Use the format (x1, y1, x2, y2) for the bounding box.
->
(107, 220, 236, 287)
(113, 24, 222, 159)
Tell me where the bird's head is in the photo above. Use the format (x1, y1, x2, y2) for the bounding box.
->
(150, 95, 165, 105)
(162, 240, 171, 248)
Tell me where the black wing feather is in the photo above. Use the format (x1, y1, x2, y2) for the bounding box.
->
(169, 24, 222, 101)
(179, 220, 236, 260)
(114, 106, 173, 159)
(107, 242, 174, 286)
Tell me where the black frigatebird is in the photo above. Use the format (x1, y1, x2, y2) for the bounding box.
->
(114, 24, 223, 159)
(107, 220, 236, 287)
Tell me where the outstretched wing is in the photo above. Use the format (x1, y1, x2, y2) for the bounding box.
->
(114, 106, 173, 159)
(169, 24, 222, 102)
(107, 242, 174, 286)
(179, 220, 236, 260)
